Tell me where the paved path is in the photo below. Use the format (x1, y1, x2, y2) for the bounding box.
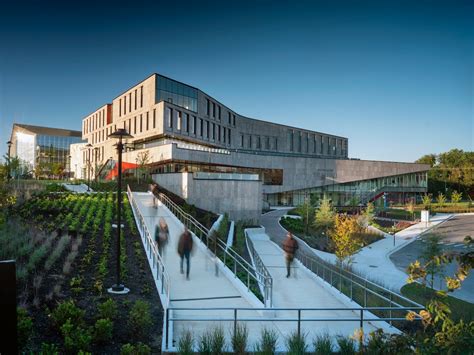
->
(246, 229, 390, 339)
(62, 183, 92, 193)
(390, 214, 474, 303)
(262, 209, 453, 292)
(132, 196, 395, 351)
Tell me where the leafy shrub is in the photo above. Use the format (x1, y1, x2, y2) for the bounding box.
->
(98, 298, 118, 320)
(39, 342, 59, 354)
(128, 300, 153, 339)
(231, 323, 248, 354)
(177, 329, 194, 354)
(60, 319, 92, 353)
(286, 331, 307, 354)
(120, 343, 151, 355)
(93, 318, 113, 344)
(17, 307, 33, 350)
(255, 327, 278, 354)
(313, 333, 333, 354)
(51, 300, 84, 329)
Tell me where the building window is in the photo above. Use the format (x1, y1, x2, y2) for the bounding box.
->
(124, 96, 127, 115)
(265, 136, 270, 150)
(223, 127, 226, 143)
(305, 133, 309, 153)
(228, 129, 231, 145)
(153, 109, 156, 129)
(288, 130, 293, 151)
(184, 113, 189, 133)
(177, 111, 182, 131)
(228, 112, 231, 124)
(134, 116, 137, 134)
(218, 125, 221, 141)
(256, 136, 261, 149)
(320, 135, 324, 154)
(166, 108, 173, 128)
(240, 134, 244, 147)
(119, 99, 122, 116)
(134, 89, 137, 110)
(139, 114, 143, 132)
(233, 114, 236, 126)
(206, 121, 210, 139)
(140, 86, 143, 107)
(128, 119, 131, 133)
(193, 116, 197, 134)
(199, 118, 203, 136)
(275, 137, 278, 151)
(212, 102, 216, 118)
(129, 93, 131, 112)
(211, 123, 215, 139)
(218, 106, 221, 120)
(206, 99, 210, 116)
(146, 112, 149, 131)
(248, 135, 252, 149)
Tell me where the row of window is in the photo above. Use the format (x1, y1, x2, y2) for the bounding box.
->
(122, 109, 157, 136)
(119, 86, 144, 117)
(83, 108, 107, 135)
(165, 107, 232, 145)
(239, 134, 279, 151)
(288, 130, 347, 156)
(82, 145, 105, 164)
(205, 98, 236, 126)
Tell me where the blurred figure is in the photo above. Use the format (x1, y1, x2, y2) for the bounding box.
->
(178, 227, 193, 279)
(154, 217, 169, 257)
(282, 232, 298, 278)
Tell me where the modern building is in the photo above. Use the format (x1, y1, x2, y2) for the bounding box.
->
(9, 124, 83, 178)
(81, 73, 429, 221)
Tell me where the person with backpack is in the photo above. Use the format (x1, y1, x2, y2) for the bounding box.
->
(282, 232, 298, 278)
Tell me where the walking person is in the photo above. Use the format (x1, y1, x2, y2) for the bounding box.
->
(282, 232, 298, 278)
(154, 217, 169, 258)
(178, 227, 193, 280)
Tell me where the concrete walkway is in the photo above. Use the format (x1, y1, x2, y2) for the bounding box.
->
(62, 183, 92, 193)
(262, 209, 452, 292)
(132, 195, 395, 351)
(246, 229, 393, 339)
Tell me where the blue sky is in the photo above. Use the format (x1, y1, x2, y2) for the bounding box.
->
(0, 0, 472, 162)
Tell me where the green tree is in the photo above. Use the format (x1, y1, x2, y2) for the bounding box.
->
(363, 202, 375, 226)
(420, 233, 444, 289)
(451, 190, 462, 204)
(422, 194, 432, 210)
(436, 192, 447, 207)
(407, 199, 415, 221)
(51, 163, 64, 179)
(296, 201, 315, 235)
(313, 195, 335, 238)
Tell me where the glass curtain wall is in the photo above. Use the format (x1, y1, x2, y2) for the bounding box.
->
(156, 75, 198, 112)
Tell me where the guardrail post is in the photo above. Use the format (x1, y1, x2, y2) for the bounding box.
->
(234, 309, 238, 338)
(360, 309, 364, 330)
(364, 280, 368, 308)
(161, 265, 165, 294)
(166, 308, 169, 350)
(297, 309, 301, 337)
(389, 293, 393, 326)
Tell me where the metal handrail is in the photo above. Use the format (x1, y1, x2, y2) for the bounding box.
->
(245, 233, 273, 307)
(152, 188, 273, 306)
(165, 306, 423, 350)
(127, 186, 171, 307)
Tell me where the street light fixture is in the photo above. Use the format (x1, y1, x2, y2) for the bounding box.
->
(6, 140, 12, 181)
(85, 144, 93, 191)
(107, 128, 133, 295)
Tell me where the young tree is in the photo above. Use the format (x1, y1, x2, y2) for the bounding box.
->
(330, 214, 363, 265)
(296, 201, 315, 235)
(51, 163, 64, 179)
(451, 190, 462, 204)
(363, 202, 375, 227)
(407, 199, 415, 221)
(422, 194, 432, 211)
(313, 195, 335, 237)
(135, 150, 151, 184)
(420, 233, 444, 289)
(436, 192, 447, 207)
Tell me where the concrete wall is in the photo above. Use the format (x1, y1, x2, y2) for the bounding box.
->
(153, 172, 262, 223)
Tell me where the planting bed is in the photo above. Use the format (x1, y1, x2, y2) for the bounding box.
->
(2, 192, 163, 353)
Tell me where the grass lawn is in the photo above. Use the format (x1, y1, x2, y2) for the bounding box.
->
(401, 283, 474, 323)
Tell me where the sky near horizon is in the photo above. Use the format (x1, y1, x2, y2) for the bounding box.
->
(0, 0, 472, 163)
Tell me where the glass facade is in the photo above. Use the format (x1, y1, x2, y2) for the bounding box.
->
(36, 134, 82, 168)
(265, 172, 428, 207)
(156, 75, 198, 112)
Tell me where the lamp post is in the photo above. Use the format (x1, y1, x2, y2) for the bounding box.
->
(107, 128, 133, 294)
(6, 140, 12, 181)
(94, 147, 99, 182)
(85, 144, 92, 191)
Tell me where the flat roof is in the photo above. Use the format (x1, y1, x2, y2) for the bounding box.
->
(13, 123, 82, 137)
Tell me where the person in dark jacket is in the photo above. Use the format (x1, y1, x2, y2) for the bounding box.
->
(282, 232, 298, 278)
(178, 227, 193, 279)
